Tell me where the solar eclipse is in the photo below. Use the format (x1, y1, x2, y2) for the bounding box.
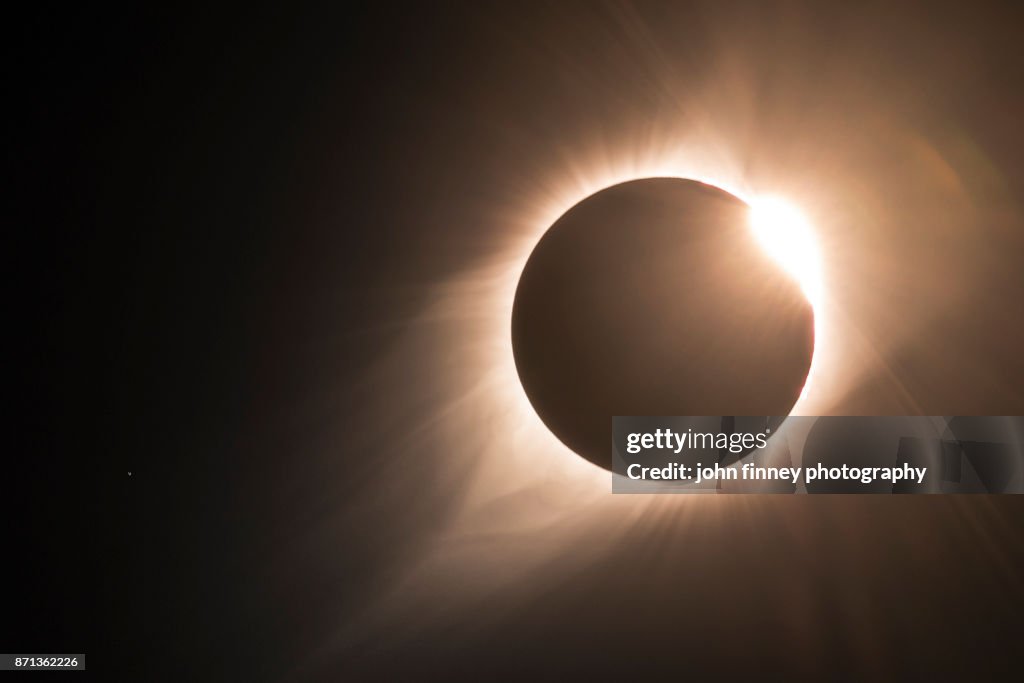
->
(511, 177, 816, 470)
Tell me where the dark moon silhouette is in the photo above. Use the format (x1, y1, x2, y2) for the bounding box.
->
(512, 178, 815, 471)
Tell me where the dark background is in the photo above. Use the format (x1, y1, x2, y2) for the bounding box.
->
(6, 2, 1024, 680)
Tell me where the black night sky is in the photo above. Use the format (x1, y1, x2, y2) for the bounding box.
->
(7, 3, 1024, 680)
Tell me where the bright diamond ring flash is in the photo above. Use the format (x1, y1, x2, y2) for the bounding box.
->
(748, 196, 825, 407)
(748, 197, 824, 308)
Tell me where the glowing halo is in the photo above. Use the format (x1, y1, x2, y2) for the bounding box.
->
(337, 168, 834, 645)
(502, 173, 828, 467)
